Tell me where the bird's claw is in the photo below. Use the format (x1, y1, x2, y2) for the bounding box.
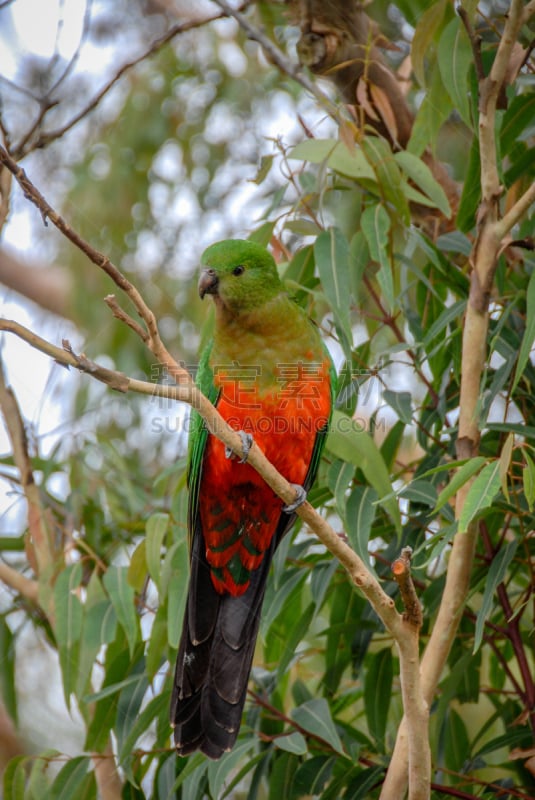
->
(283, 484, 307, 513)
(225, 431, 254, 463)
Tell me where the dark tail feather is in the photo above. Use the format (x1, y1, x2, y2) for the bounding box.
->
(170, 523, 273, 759)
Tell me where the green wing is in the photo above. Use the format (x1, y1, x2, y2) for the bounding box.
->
(303, 339, 337, 492)
(187, 342, 218, 548)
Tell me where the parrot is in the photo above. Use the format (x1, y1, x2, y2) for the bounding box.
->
(170, 239, 335, 759)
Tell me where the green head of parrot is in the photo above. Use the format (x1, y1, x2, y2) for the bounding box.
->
(198, 239, 283, 314)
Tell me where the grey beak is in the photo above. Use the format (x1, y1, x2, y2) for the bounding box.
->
(198, 268, 219, 299)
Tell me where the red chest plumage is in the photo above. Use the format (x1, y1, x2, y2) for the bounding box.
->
(200, 358, 332, 596)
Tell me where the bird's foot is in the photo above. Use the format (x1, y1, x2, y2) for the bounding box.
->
(283, 484, 307, 513)
(225, 431, 254, 463)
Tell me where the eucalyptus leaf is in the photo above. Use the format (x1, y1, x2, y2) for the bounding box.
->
(361, 204, 393, 310)
(474, 540, 518, 652)
(103, 567, 139, 656)
(437, 17, 473, 128)
(458, 461, 502, 533)
(327, 410, 401, 533)
(291, 699, 345, 756)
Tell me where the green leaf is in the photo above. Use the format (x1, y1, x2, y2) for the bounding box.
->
(207, 741, 252, 799)
(361, 137, 409, 223)
(421, 299, 466, 347)
(267, 752, 297, 800)
(349, 231, 369, 304)
(411, 0, 447, 85)
(145, 512, 169, 595)
(274, 732, 308, 755)
(434, 457, 486, 512)
(500, 94, 535, 153)
(443, 708, 470, 772)
(0, 616, 17, 724)
(291, 698, 345, 756)
(167, 754, 206, 796)
(523, 450, 535, 511)
(251, 154, 274, 185)
(54, 563, 84, 702)
(84, 675, 141, 704)
(261, 568, 307, 637)
(277, 602, 316, 678)
(512, 269, 535, 392)
(289, 139, 376, 181)
(364, 649, 393, 747)
(395, 150, 451, 217)
(314, 227, 352, 356)
(474, 541, 518, 652)
(345, 486, 378, 571)
(327, 410, 401, 533)
(327, 458, 355, 521)
(103, 566, 138, 656)
(360, 204, 393, 310)
(49, 757, 95, 800)
(437, 17, 473, 128)
(401, 479, 438, 508)
(292, 756, 336, 798)
(28, 754, 54, 800)
(409, 63, 453, 155)
(3, 756, 27, 800)
(458, 460, 502, 533)
(166, 540, 189, 649)
(127, 539, 147, 593)
(84, 641, 133, 752)
(456, 137, 480, 232)
(115, 669, 148, 785)
(383, 389, 413, 425)
(498, 432, 514, 503)
(76, 573, 117, 698)
(146, 601, 168, 679)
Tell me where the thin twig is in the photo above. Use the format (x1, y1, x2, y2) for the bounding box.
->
(211, 0, 349, 127)
(457, 6, 485, 82)
(18, 4, 252, 157)
(495, 181, 535, 241)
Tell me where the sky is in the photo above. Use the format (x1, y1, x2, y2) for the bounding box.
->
(0, 0, 86, 77)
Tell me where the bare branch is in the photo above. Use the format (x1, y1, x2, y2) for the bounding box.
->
(392, 547, 422, 628)
(0, 559, 39, 603)
(495, 181, 535, 241)
(104, 294, 149, 343)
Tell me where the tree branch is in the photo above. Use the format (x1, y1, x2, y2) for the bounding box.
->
(494, 181, 535, 241)
(0, 559, 39, 603)
(382, 4, 532, 796)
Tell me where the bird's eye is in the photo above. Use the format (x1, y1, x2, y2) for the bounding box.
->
(232, 265, 245, 276)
